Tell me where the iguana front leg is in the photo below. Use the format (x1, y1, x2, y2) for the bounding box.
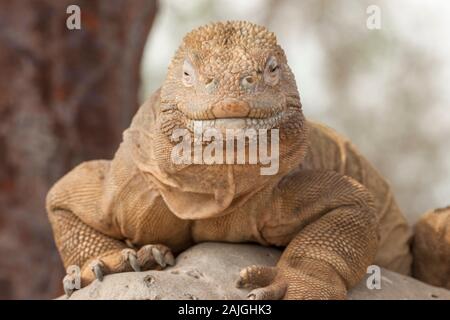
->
(46, 160, 177, 296)
(238, 171, 379, 299)
(49, 209, 174, 296)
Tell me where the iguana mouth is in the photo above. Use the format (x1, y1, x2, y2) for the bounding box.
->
(160, 96, 303, 136)
(185, 112, 285, 131)
(182, 97, 289, 131)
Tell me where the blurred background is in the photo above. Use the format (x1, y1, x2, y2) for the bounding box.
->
(0, 0, 449, 299)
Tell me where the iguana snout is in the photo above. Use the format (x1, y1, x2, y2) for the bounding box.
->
(211, 98, 250, 118)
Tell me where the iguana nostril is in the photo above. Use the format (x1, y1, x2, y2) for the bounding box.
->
(205, 78, 217, 94)
(212, 99, 250, 118)
(241, 75, 256, 89)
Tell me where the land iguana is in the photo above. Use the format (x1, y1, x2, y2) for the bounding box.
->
(47, 21, 449, 299)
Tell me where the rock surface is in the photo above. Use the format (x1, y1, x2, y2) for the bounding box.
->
(63, 243, 450, 300)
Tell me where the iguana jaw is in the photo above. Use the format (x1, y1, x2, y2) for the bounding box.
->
(160, 95, 304, 137)
(159, 107, 304, 142)
(186, 115, 282, 131)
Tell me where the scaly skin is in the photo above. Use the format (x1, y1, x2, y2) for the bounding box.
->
(47, 21, 420, 299)
(412, 206, 450, 289)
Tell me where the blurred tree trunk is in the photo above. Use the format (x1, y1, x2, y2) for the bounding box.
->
(0, 0, 158, 299)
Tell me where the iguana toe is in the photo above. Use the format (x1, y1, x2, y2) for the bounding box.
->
(238, 262, 347, 300)
(62, 272, 78, 297)
(77, 244, 175, 289)
(151, 247, 165, 267)
(122, 249, 140, 272)
(236, 265, 277, 288)
(89, 259, 105, 281)
(137, 244, 174, 270)
(164, 251, 175, 266)
(79, 248, 151, 287)
(237, 265, 287, 300)
(246, 281, 287, 300)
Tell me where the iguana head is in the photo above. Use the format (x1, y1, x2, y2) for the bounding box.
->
(136, 21, 309, 219)
(160, 21, 304, 138)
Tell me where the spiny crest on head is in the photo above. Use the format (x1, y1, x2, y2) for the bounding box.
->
(181, 21, 277, 52)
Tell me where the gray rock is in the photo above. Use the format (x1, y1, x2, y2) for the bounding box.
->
(62, 242, 450, 300)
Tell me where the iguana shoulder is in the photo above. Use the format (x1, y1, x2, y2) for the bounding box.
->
(301, 120, 412, 274)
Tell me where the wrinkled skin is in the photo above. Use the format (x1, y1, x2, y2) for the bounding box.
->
(47, 21, 431, 300)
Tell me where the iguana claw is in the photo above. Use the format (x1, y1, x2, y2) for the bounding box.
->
(237, 265, 287, 300)
(129, 253, 141, 272)
(165, 251, 175, 266)
(136, 244, 175, 270)
(89, 259, 104, 281)
(122, 249, 141, 272)
(62, 273, 76, 297)
(246, 285, 286, 300)
(236, 265, 278, 288)
(62, 265, 82, 297)
(151, 247, 165, 267)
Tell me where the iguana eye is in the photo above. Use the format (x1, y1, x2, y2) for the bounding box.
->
(182, 59, 196, 87)
(264, 56, 280, 86)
